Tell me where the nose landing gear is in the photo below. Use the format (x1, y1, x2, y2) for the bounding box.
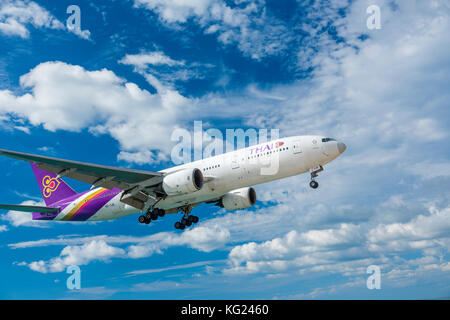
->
(309, 165, 323, 189)
(309, 180, 319, 189)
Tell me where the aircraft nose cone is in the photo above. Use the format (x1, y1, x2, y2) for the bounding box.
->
(337, 142, 346, 154)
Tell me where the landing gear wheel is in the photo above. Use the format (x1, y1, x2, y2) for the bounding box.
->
(151, 213, 158, 221)
(309, 180, 319, 189)
(175, 222, 185, 230)
(138, 215, 147, 224)
(181, 217, 192, 227)
(155, 208, 165, 217)
(192, 216, 199, 223)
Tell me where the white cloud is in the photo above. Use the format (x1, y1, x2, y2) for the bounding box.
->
(23, 240, 125, 273)
(134, 0, 292, 59)
(368, 206, 450, 250)
(0, 200, 48, 227)
(177, 225, 230, 252)
(0, 0, 91, 40)
(117, 149, 160, 165)
(225, 205, 450, 276)
(0, 61, 192, 161)
(126, 225, 230, 258)
(14, 224, 231, 272)
(129, 280, 194, 292)
(0, 0, 64, 38)
(66, 25, 91, 40)
(0, 225, 8, 232)
(120, 51, 185, 68)
(125, 259, 224, 276)
(120, 51, 215, 87)
(405, 161, 450, 180)
(134, 0, 214, 24)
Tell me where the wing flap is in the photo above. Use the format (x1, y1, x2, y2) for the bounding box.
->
(0, 204, 60, 213)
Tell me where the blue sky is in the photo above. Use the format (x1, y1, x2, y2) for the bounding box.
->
(0, 0, 449, 299)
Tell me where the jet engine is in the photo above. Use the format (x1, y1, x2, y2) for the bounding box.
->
(162, 168, 204, 196)
(221, 187, 256, 211)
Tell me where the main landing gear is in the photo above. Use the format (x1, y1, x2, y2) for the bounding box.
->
(174, 215, 199, 230)
(138, 205, 199, 230)
(138, 208, 165, 225)
(174, 205, 199, 230)
(309, 165, 323, 189)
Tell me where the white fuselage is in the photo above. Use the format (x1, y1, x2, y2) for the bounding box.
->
(76, 135, 344, 221)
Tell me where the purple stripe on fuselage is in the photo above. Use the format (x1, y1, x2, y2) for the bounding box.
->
(32, 191, 89, 221)
(71, 188, 121, 221)
(31, 188, 122, 221)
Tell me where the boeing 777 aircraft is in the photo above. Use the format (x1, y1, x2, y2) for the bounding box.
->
(0, 135, 346, 229)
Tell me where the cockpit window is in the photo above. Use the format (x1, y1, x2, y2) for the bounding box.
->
(322, 138, 336, 142)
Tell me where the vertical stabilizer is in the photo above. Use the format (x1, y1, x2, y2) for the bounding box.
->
(31, 163, 77, 205)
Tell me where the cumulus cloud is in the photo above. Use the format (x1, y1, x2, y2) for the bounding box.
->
(125, 225, 230, 259)
(368, 206, 450, 251)
(134, 0, 292, 59)
(0, 0, 90, 39)
(225, 205, 450, 277)
(15, 224, 231, 273)
(0, 61, 192, 161)
(0, 0, 64, 38)
(23, 240, 126, 273)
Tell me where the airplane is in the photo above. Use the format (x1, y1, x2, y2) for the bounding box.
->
(0, 135, 346, 230)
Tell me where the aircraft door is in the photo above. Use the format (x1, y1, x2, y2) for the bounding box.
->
(231, 153, 239, 169)
(292, 140, 302, 154)
(231, 152, 246, 182)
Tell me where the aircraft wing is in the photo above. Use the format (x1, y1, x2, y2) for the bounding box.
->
(0, 148, 164, 210)
(0, 204, 60, 213)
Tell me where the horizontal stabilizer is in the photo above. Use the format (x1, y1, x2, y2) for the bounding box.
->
(0, 204, 60, 213)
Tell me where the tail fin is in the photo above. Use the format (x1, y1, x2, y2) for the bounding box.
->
(31, 163, 77, 205)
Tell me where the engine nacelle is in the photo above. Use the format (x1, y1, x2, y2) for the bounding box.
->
(162, 168, 204, 196)
(221, 187, 256, 211)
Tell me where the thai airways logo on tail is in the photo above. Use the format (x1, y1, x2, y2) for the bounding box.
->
(31, 163, 77, 205)
(42, 176, 60, 198)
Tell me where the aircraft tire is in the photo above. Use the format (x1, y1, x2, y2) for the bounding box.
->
(309, 181, 319, 189)
(156, 209, 165, 217)
(138, 215, 146, 224)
